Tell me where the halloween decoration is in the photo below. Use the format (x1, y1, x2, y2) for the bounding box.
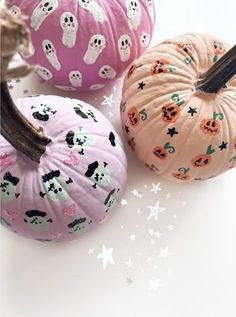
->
(121, 33, 236, 181)
(0, 9, 127, 242)
(6, 0, 156, 91)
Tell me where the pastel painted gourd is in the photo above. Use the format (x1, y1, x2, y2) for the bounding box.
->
(6, 0, 156, 91)
(0, 9, 127, 242)
(121, 33, 236, 182)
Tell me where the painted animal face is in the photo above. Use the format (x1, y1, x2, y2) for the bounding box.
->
(191, 154, 212, 167)
(162, 103, 180, 123)
(99, 65, 116, 79)
(0, 172, 20, 204)
(24, 210, 52, 232)
(85, 161, 111, 188)
(200, 119, 221, 135)
(128, 107, 140, 127)
(68, 218, 88, 234)
(36, 67, 53, 81)
(153, 146, 168, 160)
(60, 12, 78, 30)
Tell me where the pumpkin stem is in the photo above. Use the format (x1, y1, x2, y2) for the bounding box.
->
(0, 8, 51, 163)
(196, 44, 236, 93)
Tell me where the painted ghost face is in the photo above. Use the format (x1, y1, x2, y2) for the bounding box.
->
(0, 172, 20, 204)
(60, 12, 78, 31)
(31, 0, 59, 31)
(84, 34, 106, 64)
(24, 210, 52, 232)
(42, 39, 61, 70)
(41, 170, 72, 203)
(118, 35, 132, 62)
(36, 67, 53, 81)
(69, 71, 82, 87)
(140, 32, 150, 47)
(99, 65, 116, 79)
(65, 127, 96, 155)
(85, 161, 111, 188)
(9, 5, 21, 17)
(127, 0, 140, 13)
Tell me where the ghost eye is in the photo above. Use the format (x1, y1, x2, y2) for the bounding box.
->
(48, 43, 51, 49)
(65, 17, 68, 23)
(98, 39, 101, 45)
(94, 39, 97, 44)
(48, 6, 53, 11)
(44, 2, 49, 6)
(122, 41, 125, 46)
(125, 39, 128, 44)
(70, 17, 73, 22)
(45, 44, 48, 50)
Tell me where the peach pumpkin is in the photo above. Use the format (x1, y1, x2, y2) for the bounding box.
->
(121, 33, 236, 182)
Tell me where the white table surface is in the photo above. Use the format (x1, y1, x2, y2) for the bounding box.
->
(1, 1, 236, 316)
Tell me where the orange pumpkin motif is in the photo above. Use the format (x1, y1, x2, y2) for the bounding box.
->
(151, 59, 170, 75)
(176, 42, 195, 55)
(172, 168, 191, 181)
(127, 64, 142, 79)
(191, 145, 215, 167)
(162, 102, 181, 123)
(128, 107, 140, 127)
(200, 112, 223, 136)
(153, 142, 175, 160)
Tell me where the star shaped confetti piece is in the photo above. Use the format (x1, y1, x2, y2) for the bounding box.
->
(167, 127, 179, 138)
(101, 94, 116, 107)
(97, 244, 115, 270)
(149, 279, 162, 291)
(159, 247, 172, 258)
(188, 107, 197, 116)
(150, 183, 162, 194)
(218, 141, 228, 150)
(147, 201, 166, 221)
(138, 81, 146, 90)
(120, 199, 127, 206)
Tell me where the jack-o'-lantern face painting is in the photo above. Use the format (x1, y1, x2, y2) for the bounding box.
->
(200, 118, 221, 136)
(128, 107, 140, 127)
(162, 102, 180, 123)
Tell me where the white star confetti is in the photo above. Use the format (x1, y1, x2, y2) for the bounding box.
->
(120, 199, 127, 206)
(159, 247, 172, 258)
(150, 183, 162, 194)
(149, 279, 162, 291)
(101, 94, 115, 107)
(132, 189, 143, 198)
(88, 248, 94, 255)
(125, 259, 134, 268)
(129, 234, 136, 241)
(147, 201, 166, 221)
(97, 244, 115, 270)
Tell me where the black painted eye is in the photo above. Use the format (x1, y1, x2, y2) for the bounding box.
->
(44, 2, 49, 7)
(94, 38, 97, 44)
(48, 6, 53, 11)
(122, 41, 124, 46)
(125, 39, 128, 45)
(45, 44, 48, 50)
(59, 188, 62, 192)
(70, 16, 73, 22)
(48, 43, 51, 49)
(65, 17, 68, 23)
(98, 39, 101, 45)
(77, 74, 80, 77)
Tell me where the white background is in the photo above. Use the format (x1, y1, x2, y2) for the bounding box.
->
(1, 1, 236, 316)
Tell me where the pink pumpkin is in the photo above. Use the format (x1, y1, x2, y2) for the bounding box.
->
(6, 0, 156, 91)
(121, 33, 236, 182)
(0, 9, 127, 242)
